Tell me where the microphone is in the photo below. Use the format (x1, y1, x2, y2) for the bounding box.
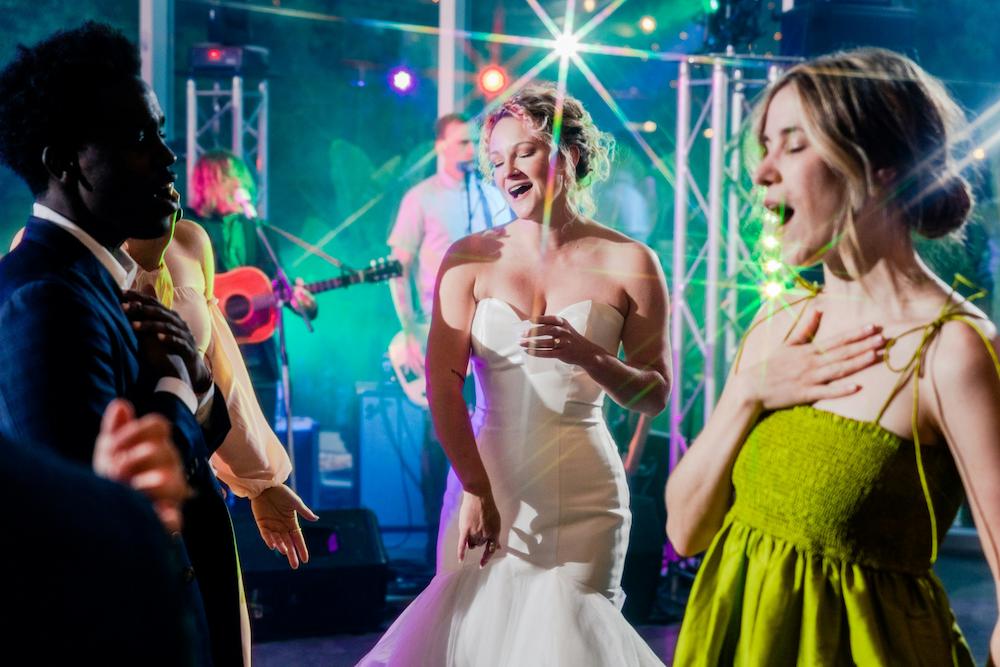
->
(233, 186, 258, 219)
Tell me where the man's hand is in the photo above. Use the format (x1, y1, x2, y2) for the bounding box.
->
(250, 484, 320, 569)
(402, 331, 426, 379)
(291, 278, 318, 321)
(122, 289, 212, 393)
(94, 399, 190, 533)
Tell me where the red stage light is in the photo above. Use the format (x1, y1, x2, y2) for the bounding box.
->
(208, 48, 223, 61)
(478, 66, 507, 95)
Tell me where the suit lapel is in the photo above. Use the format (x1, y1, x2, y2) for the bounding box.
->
(22, 218, 140, 378)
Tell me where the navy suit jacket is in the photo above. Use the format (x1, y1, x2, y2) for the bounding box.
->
(0, 217, 243, 666)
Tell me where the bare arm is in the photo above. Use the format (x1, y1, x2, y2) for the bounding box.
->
(595, 245, 671, 414)
(388, 247, 420, 333)
(929, 320, 1000, 663)
(426, 238, 501, 566)
(425, 240, 488, 495)
(666, 307, 886, 555)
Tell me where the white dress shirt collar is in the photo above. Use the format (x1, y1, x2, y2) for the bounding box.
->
(32, 203, 138, 290)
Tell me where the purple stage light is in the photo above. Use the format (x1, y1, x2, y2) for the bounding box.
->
(389, 66, 416, 94)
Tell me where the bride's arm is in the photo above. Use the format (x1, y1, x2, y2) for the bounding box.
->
(426, 237, 488, 495)
(426, 237, 501, 565)
(598, 244, 671, 415)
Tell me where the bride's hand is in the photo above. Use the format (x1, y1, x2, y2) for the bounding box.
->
(457, 489, 502, 568)
(736, 308, 886, 411)
(521, 315, 600, 366)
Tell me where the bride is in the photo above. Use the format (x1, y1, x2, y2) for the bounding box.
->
(359, 83, 670, 666)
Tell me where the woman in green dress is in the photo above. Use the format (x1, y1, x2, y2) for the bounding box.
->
(667, 48, 1000, 665)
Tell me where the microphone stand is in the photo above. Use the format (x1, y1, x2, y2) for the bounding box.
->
(252, 217, 313, 492)
(464, 166, 475, 236)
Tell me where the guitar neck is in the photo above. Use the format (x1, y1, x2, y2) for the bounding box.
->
(305, 273, 363, 294)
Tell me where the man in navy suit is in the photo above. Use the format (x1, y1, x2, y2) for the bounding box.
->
(0, 23, 244, 666)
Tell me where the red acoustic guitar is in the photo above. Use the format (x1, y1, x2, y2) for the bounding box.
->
(215, 256, 402, 344)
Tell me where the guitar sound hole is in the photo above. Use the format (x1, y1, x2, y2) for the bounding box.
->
(225, 295, 252, 322)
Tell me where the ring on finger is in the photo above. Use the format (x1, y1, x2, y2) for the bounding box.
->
(553, 337, 561, 347)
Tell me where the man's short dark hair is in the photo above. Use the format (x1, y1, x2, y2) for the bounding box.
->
(435, 113, 468, 141)
(0, 22, 141, 195)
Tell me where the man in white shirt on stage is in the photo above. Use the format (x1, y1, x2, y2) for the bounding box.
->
(387, 113, 512, 567)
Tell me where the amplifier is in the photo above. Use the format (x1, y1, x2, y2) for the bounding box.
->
(235, 508, 389, 639)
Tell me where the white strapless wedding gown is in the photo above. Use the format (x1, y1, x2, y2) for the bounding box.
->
(358, 298, 663, 666)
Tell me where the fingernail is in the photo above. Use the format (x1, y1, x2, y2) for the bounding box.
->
(132, 322, 140, 329)
(157, 333, 166, 340)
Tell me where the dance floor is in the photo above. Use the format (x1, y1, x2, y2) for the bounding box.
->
(252, 537, 996, 666)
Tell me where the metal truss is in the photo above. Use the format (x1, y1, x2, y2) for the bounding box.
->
(669, 55, 788, 471)
(185, 76, 270, 218)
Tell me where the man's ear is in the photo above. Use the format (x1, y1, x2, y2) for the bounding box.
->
(41, 145, 75, 184)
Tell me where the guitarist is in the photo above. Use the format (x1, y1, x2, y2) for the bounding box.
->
(387, 113, 512, 568)
(190, 150, 318, 427)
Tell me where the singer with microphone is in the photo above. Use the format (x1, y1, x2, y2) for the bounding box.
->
(387, 113, 513, 569)
(189, 150, 318, 429)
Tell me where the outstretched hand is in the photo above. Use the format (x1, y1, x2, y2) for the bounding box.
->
(457, 490, 502, 568)
(93, 399, 190, 533)
(251, 484, 320, 569)
(737, 309, 886, 411)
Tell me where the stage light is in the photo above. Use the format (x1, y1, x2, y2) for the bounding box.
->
(478, 65, 507, 95)
(207, 48, 222, 61)
(554, 33, 579, 59)
(974, 147, 987, 161)
(761, 234, 780, 250)
(389, 67, 415, 94)
(583, 0, 596, 12)
(764, 259, 782, 274)
(763, 281, 784, 299)
(642, 120, 657, 133)
(708, 0, 720, 12)
(639, 16, 657, 34)
(703, 128, 714, 139)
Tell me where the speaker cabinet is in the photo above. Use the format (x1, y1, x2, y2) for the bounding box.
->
(235, 508, 389, 640)
(357, 385, 428, 530)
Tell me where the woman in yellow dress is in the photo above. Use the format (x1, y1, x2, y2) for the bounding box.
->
(667, 48, 1000, 665)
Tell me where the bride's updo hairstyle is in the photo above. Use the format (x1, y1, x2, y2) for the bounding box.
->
(754, 48, 972, 241)
(480, 82, 614, 218)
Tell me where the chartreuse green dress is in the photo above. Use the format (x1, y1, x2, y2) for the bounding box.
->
(672, 294, 998, 667)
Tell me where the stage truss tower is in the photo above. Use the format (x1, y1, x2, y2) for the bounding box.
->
(669, 54, 789, 472)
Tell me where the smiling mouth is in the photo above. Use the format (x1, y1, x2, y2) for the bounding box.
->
(508, 183, 532, 199)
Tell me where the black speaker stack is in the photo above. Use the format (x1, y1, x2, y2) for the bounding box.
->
(234, 508, 390, 641)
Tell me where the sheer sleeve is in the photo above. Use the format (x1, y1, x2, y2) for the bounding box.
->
(206, 296, 292, 497)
